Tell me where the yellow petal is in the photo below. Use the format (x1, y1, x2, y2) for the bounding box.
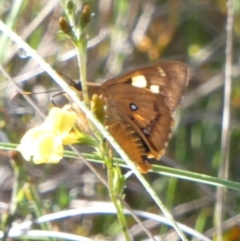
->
(62, 130, 80, 145)
(32, 133, 63, 164)
(17, 126, 47, 161)
(18, 127, 64, 164)
(43, 107, 77, 138)
(18, 106, 78, 164)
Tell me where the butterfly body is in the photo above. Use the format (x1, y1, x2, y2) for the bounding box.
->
(77, 61, 189, 173)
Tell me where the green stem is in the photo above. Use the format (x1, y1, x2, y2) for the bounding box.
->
(2, 155, 21, 240)
(26, 183, 52, 233)
(106, 157, 131, 241)
(76, 35, 89, 107)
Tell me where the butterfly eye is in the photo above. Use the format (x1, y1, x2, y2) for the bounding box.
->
(150, 85, 160, 93)
(129, 103, 138, 111)
(131, 75, 147, 88)
(142, 128, 150, 136)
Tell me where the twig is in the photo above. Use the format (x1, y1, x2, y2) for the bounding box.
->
(215, 0, 234, 240)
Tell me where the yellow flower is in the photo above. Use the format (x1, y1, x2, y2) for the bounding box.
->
(17, 106, 78, 164)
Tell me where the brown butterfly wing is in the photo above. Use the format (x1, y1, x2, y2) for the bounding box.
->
(105, 109, 152, 173)
(102, 84, 172, 159)
(102, 61, 189, 111)
(87, 61, 189, 172)
(145, 61, 189, 111)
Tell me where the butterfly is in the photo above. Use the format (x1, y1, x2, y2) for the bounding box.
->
(73, 61, 189, 173)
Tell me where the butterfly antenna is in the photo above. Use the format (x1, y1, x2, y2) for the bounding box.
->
(58, 72, 82, 91)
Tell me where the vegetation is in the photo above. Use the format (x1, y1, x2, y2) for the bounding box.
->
(0, 0, 239, 240)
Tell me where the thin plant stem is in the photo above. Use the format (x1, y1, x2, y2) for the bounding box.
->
(61, 2, 131, 238)
(24, 183, 53, 233)
(214, 0, 234, 240)
(2, 154, 20, 241)
(75, 38, 89, 107)
(105, 156, 131, 241)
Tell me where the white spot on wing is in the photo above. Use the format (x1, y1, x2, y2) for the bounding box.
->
(150, 85, 160, 93)
(131, 75, 147, 88)
(157, 67, 166, 77)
